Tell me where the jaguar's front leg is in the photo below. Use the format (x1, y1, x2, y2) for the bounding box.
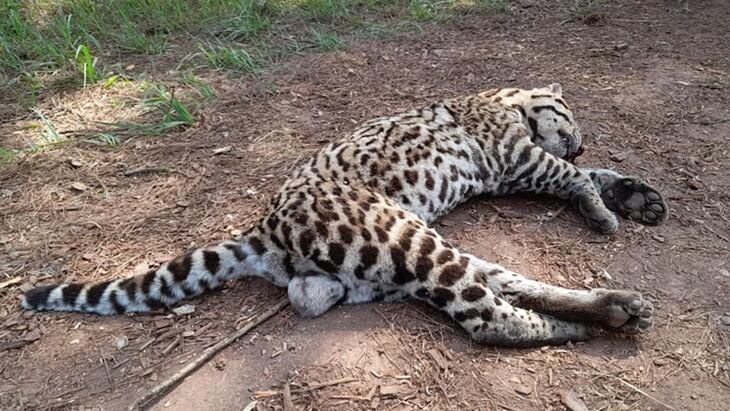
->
(505, 144, 619, 234)
(583, 168, 668, 226)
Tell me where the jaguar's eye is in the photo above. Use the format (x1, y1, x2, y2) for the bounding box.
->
(557, 129, 571, 144)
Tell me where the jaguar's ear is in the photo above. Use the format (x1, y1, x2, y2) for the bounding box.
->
(547, 83, 563, 96)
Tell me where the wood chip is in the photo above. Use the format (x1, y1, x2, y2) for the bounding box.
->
(161, 335, 181, 355)
(70, 182, 88, 191)
(380, 384, 413, 398)
(0, 340, 29, 351)
(213, 146, 232, 155)
(560, 389, 588, 411)
(514, 384, 532, 396)
(0, 277, 22, 289)
(242, 401, 258, 411)
(609, 151, 629, 162)
(172, 304, 195, 315)
(427, 348, 449, 370)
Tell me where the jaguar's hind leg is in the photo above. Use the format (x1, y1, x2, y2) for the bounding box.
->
(584, 168, 668, 226)
(405, 269, 593, 347)
(473, 260, 653, 334)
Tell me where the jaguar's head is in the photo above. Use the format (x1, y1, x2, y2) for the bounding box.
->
(487, 83, 584, 162)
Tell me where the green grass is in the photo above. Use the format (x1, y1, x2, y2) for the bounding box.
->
(197, 41, 262, 73)
(108, 84, 196, 136)
(0, 0, 510, 163)
(1, 1, 509, 82)
(181, 73, 216, 100)
(298, 0, 352, 23)
(86, 133, 121, 148)
(0, 146, 16, 163)
(309, 28, 344, 51)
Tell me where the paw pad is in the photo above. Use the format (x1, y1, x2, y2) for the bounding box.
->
(602, 177, 668, 226)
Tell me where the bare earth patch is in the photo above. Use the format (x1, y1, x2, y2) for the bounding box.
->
(1, 1, 728, 410)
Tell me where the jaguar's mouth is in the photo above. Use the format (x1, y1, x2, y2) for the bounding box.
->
(566, 145, 585, 164)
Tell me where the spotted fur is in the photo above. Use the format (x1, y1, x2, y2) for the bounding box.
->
(21, 84, 666, 347)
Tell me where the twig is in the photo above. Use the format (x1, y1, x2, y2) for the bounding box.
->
(293, 377, 357, 394)
(128, 299, 289, 411)
(254, 377, 358, 399)
(595, 372, 676, 410)
(282, 382, 294, 411)
(542, 204, 569, 222)
(123, 166, 173, 177)
(101, 352, 114, 387)
(161, 335, 182, 356)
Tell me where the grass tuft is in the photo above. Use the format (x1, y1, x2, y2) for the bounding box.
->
(309, 28, 344, 51)
(198, 42, 262, 73)
(30, 108, 65, 151)
(0, 146, 16, 163)
(74, 44, 98, 87)
(86, 133, 120, 148)
(297, 0, 352, 23)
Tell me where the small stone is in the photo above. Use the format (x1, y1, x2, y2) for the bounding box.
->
(652, 234, 665, 243)
(719, 269, 729, 278)
(653, 358, 669, 366)
(720, 316, 730, 326)
(609, 151, 629, 162)
(69, 159, 83, 168)
(176, 200, 190, 208)
(82, 253, 95, 261)
(113, 335, 128, 350)
(23, 330, 41, 342)
(515, 385, 532, 396)
(690, 394, 698, 400)
(244, 189, 257, 198)
(69, 339, 80, 344)
(172, 304, 195, 315)
(614, 43, 629, 51)
(70, 182, 88, 192)
(230, 229, 243, 237)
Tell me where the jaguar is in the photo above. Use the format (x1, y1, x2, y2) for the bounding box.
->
(21, 83, 667, 347)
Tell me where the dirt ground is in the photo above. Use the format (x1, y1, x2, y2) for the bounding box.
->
(1, 1, 729, 410)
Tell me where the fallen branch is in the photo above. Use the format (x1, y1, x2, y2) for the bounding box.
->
(128, 298, 290, 411)
(254, 377, 358, 399)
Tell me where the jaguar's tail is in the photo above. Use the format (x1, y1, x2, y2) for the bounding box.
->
(20, 233, 272, 315)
